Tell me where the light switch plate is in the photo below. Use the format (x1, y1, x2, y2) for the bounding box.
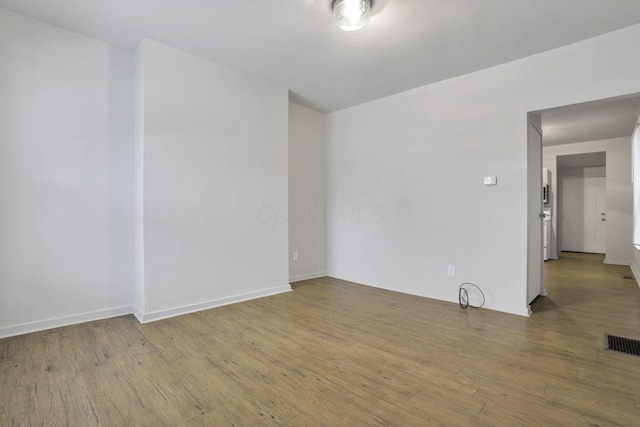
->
(484, 176, 497, 186)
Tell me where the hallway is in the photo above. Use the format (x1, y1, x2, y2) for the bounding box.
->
(536, 252, 640, 336)
(535, 252, 640, 358)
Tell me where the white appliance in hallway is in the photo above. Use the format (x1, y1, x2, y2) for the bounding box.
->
(543, 167, 550, 204)
(543, 208, 552, 261)
(542, 167, 551, 261)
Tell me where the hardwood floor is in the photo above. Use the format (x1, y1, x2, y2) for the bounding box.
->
(2, 252, 640, 426)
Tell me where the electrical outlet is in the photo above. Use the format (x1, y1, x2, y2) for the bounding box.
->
(448, 265, 455, 276)
(293, 251, 298, 261)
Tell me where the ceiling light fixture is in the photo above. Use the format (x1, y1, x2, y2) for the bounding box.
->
(332, 0, 371, 32)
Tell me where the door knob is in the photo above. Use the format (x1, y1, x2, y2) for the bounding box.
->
(601, 218, 606, 221)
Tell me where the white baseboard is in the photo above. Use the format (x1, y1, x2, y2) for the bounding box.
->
(289, 271, 327, 283)
(327, 272, 531, 317)
(0, 305, 134, 339)
(630, 263, 640, 286)
(135, 284, 292, 324)
(492, 302, 531, 317)
(603, 259, 631, 266)
(133, 305, 145, 323)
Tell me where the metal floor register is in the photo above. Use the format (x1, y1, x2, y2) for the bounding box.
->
(604, 334, 640, 357)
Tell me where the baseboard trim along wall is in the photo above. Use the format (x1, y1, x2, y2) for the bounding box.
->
(327, 273, 532, 317)
(603, 259, 631, 266)
(289, 272, 327, 283)
(0, 306, 134, 339)
(1, 286, 293, 339)
(134, 285, 292, 324)
(630, 263, 640, 288)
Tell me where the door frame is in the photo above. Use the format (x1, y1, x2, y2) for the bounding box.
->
(559, 174, 606, 254)
(526, 114, 547, 312)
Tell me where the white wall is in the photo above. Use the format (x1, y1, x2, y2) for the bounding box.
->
(0, 11, 291, 335)
(288, 103, 326, 282)
(326, 23, 640, 316)
(135, 39, 290, 321)
(4, 8, 640, 335)
(543, 138, 632, 265)
(0, 9, 135, 337)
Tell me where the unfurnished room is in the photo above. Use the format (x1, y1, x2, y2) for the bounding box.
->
(2, 1, 640, 425)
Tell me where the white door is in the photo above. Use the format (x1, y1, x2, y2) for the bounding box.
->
(527, 121, 543, 305)
(561, 176, 606, 253)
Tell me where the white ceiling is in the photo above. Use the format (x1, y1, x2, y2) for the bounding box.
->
(540, 94, 640, 146)
(557, 152, 606, 168)
(2, 0, 640, 114)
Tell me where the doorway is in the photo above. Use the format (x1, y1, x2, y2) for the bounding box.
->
(557, 152, 607, 254)
(529, 93, 640, 312)
(561, 176, 606, 253)
(527, 115, 544, 305)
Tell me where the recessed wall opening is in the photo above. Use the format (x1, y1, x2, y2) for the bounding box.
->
(538, 93, 640, 265)
(556, 152, 606, 254)
(529, 93, 640, 312)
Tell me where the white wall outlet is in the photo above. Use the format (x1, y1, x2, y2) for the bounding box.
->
(448, 265, 455, 276)
(292, 251, 298, 261)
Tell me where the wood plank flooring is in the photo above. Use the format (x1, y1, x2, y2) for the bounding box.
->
(2, 252, 640, 425)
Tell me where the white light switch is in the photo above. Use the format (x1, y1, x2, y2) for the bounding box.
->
(484, 176, 497, 186)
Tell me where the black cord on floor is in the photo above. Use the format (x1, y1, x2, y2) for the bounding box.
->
(459, 282, 485, 309)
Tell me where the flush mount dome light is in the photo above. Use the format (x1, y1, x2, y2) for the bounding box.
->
(332, 0, 371, 31)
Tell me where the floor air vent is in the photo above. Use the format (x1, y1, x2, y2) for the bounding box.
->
(622, 275, 635, 280)
(604, 334, 640, 357)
